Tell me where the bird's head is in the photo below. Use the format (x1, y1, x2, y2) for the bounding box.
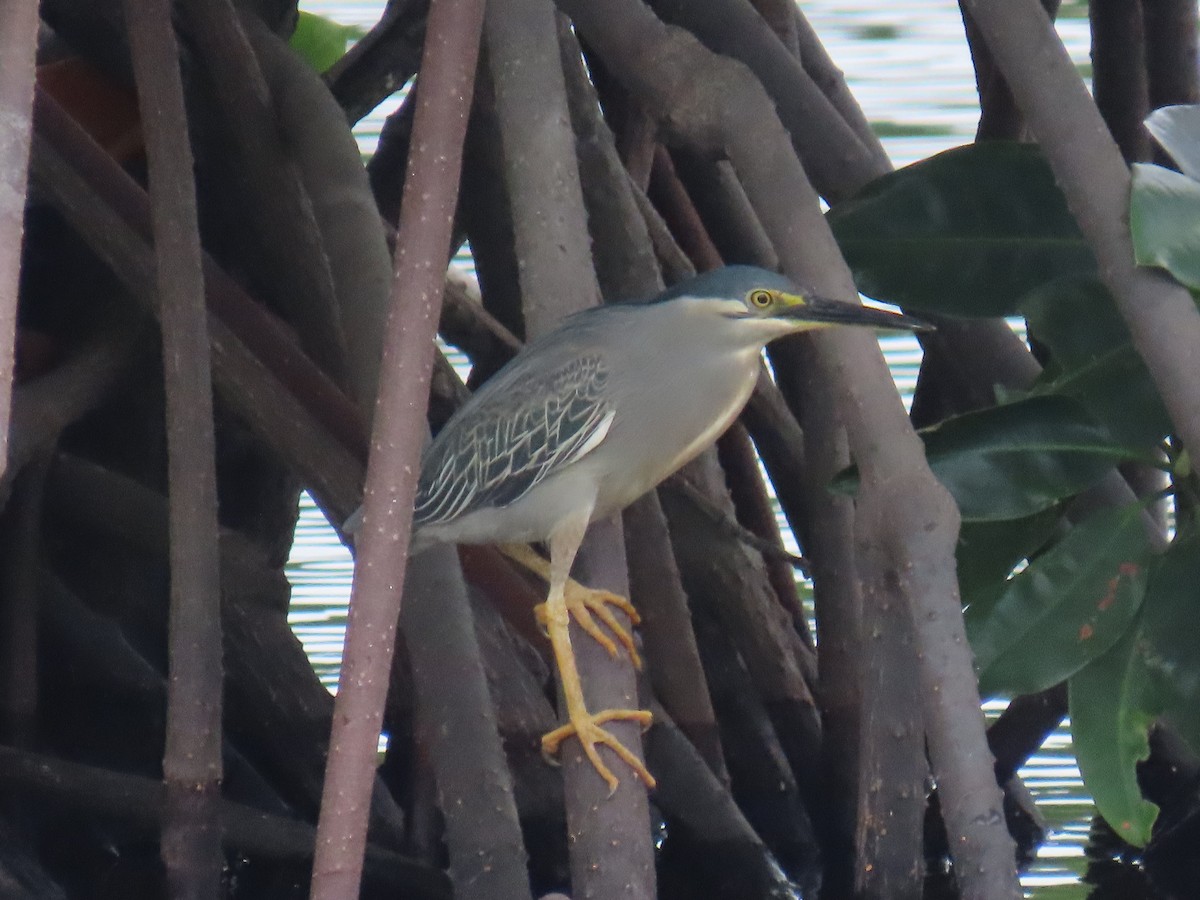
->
(655, 265, 930, 348)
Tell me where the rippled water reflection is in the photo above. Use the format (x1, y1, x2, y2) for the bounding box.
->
(286, 2, 1101, 894)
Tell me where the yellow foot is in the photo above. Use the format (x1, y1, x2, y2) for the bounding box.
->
(535, 579, 643, 669)
(543, 707, 656, 793)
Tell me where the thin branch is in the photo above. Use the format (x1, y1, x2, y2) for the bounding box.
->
(647, 147, 724, 271)
(0, 0, 38, 484)
(123, 0, 224, 893)
(310, 0, 488, 894)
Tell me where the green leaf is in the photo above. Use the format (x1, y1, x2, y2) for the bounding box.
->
(1067, 534, 1200, 849)
(968, 502, 1151, 697)
(1019, 275, 1171, 447)
(1069, 625, 1159, 848)
(1137, 535, 1200, 754)
(957, 508, 1060, 609)
(917, 395, 1150, 521)
(289, 11, 363, 73)
(827, 142, 1094, 317)
(1131, 162, 1200, 292)
(1019, 275, 1129, 371)
(1145, 104, 1200, 180)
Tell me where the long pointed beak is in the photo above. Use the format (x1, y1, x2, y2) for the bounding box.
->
(777, 293, 932, 332)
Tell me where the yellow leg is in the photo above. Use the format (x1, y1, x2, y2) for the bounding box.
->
(505, 518, 654, 793)
(500, 543, 643, 669)
(538, 579, 655, 792)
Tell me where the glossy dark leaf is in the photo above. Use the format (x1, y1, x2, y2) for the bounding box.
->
(1068, 534, 1200, 849)
(968, 502, 1151, 697)
(913, 395, 1149, 521)
(957, 508, 1060, 610)
(828, 142, 1094, 317)
(1020, 277, 1172, 448)
(1069, 625, 1159, 848)
(1136, 535, 1200, 756)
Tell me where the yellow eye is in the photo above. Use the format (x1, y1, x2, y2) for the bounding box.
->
(749, 290, 773, 309)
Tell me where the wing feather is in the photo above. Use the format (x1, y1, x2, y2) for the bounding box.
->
(414, 354, 614, 529)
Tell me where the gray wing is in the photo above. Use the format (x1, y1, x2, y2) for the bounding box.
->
(414, 353, 614, 528)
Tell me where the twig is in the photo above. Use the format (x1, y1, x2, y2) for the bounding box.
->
(0, 0, 38, 483)
(716, 423, 809, 625)
(660, 474, 807, 570)
(648, 147, 724, 271)
(123, 1, 224, 892)
(310, 0, 489, 893)
(628, 177, 696, 284)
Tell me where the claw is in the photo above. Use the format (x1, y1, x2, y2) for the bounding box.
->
(535, 579, 643, 669)
(542, 708, 656, 793)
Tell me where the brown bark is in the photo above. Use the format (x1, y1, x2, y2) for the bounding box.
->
(1091, 0, 1151, 162)
(123, 1, 224, 892)
(1143, 0, 1200, 108)
(310, 0, 489, 894)
(488, 1, 657, 895)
